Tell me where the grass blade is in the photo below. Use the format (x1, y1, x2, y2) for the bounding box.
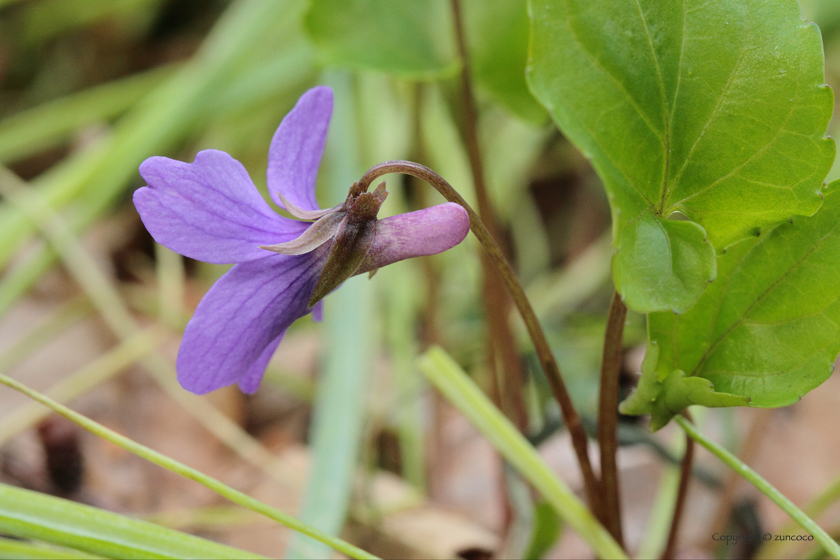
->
(0, 483, 262, 559)
(0, 64, 176, 164)
(0, 373, 380, 560)
(0, 536, 101, 559)
(417, 346, 626, 559)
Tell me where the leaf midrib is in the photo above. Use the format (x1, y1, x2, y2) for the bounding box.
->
(690, 220, 840, 376)
(630, 0, 672, 216)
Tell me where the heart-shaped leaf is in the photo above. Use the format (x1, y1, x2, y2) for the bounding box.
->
(528, 0, 835, 313)
(621, 181, 840, 429)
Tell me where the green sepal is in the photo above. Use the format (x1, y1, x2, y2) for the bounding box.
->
(309, 185, 388, 306)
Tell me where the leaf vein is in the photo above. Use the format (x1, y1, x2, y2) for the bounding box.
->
(670, 2, 751, 192)
(691, 220, 840, 376)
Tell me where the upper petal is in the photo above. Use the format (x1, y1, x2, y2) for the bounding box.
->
(356, 203, 470, 274)
(267, 86, 333, 212)
(136, 150, 307, 264)
(176, 252, 324, 394)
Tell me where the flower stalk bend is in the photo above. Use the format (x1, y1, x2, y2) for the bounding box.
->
(356, 160, 602, 514)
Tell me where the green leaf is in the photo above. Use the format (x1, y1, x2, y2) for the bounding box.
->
(464, 0, 546, 122)
(527, 0, 835, 313)
(0, 483, 262, 559)
(303, 0, 459, 80)
(619, 343, 748, 431)
(622, 181, 840, 429)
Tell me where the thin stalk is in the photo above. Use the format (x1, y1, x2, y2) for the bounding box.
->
(758, 473, 840, 559)
(0, 373, 379, 560)
(706, 408, 772, 540)
(450, 0, 528, 432)
(598, 291, 627, 546)
(675, 415, 840, 559)
(661, 412, 695, 559)
(357, 160, 601, 517)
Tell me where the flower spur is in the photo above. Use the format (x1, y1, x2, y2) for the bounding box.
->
(133, 86, 469, 394)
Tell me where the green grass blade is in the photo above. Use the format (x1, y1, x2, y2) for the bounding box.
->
(0, 0, 305, 271)
(0, 374, 380, 560)
(0, 483, 261, 559)
(0, 64, 176, 164)
(417, 346, 626, 560)
(0, 537, 102, 559)
(16, 0, 163, 47)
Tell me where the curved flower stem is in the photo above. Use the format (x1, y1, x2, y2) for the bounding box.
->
(357, 160, 602, 516)
(598, 291, 627, 546)
(661, 411, 695, 560)
(674, 415, 840, 559)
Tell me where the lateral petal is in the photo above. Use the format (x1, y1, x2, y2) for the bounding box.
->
(136, 150, 306, 264)
(267, 86, 332, 212)
(176, 252, 324, 394)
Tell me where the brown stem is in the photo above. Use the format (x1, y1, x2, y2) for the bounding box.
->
(357, 160, 602, 517)
(597, 291, 627, 547)
(661, 411, 695, 560)
(449, 0, 528, 432)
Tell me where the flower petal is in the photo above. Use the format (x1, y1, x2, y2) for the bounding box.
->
(176, 253, 324, 394)
(237, 331, 285, 394)
(356, 203, 470, 274)
(136, 150, 306, 264)
(311, 301, 324, 322)
(267, 86, 332, 212)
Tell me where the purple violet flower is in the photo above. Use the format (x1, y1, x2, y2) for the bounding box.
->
(133, 86, 469, 395)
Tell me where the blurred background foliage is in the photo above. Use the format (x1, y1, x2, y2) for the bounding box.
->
(0, 0, 838, 558)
